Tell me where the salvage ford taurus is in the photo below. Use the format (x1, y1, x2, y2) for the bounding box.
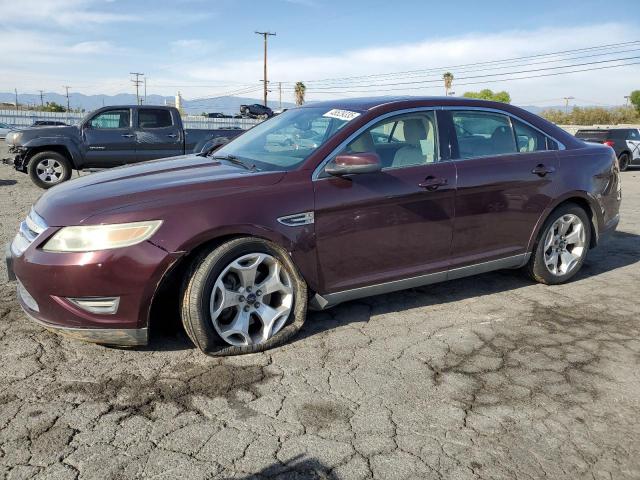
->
(6, 97, 621, 356)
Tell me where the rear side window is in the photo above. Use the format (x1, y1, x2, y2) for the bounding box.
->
(138, 109, 173, 128)
(627, 129, 639, 140)
(513, 119, 548, 152)
(575, 130, 608, 141)
(452, 111, 517, 159)
(90, 109, 130, 129)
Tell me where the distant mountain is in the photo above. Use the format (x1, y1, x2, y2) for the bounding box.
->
(0, 92, 294, 115)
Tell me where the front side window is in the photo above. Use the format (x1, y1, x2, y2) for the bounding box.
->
(453, 111, 517, 159)
(214, 107, 353, 171)
(138, 109, 173, 128)
(628, 129, 640, 140)
(513, 119, 548, 152)
(339, 111, 438, 169)
(90, 109, 130, 129)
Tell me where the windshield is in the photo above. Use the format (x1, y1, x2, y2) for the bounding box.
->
(213, 107, 357, 171)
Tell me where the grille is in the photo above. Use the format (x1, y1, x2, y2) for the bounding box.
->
(11, 208, 48, 256)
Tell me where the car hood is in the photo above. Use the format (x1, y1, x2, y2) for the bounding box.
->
(8, 125, 79, 145)
(34, 154, 286, 226)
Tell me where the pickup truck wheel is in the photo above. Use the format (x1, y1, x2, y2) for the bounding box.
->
(181, 237, 308, 356)
(526, 203, 591, 285)
(28, 151, 72, 189)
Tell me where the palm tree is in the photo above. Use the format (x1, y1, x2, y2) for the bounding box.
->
(443, 72, 454, 96)
(294, 82, 306, 106)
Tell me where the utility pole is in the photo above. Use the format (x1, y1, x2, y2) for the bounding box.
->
(255, 31, 276, 107)
(63, 86, 71, 111)
(563, 96, 574, 115)
(624, 95, 630, 106)
(144, 77, 147, 104)
(14, 88, 19, 111)
(130, 72, 144, 105)
(38, 90, 44, 108)
(278, 82, 282, 110)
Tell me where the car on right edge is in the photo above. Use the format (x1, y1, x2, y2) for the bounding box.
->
(575, 127, 640, 171)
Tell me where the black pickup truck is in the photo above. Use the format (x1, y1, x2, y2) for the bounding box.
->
(3, 105, 244, 188)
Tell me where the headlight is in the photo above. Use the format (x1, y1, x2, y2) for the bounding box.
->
(43, 220, 162, 252)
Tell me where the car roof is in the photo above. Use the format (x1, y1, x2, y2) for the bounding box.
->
(298, 96, 520, 112)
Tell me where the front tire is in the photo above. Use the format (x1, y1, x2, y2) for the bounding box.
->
(526, 203, 591, 285)
(28, 151, 72, 189)
(181, 238, 307, 356)
(618, 153, 630, 171)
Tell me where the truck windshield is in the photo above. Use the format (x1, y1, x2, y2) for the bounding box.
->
(213, 107, 356, 171)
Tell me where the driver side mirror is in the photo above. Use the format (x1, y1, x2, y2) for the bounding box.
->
(325, 152, 382, 176)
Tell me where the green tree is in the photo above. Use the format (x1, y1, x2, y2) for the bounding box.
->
(41, 101, 66, 112)
(630, 90, 640, 114)
(294, 82, 306, 106)
(442, 72, 454, 96)
(462, 89, 511, 103)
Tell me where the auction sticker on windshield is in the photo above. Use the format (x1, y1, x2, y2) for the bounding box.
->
(323, 109, 361, 121)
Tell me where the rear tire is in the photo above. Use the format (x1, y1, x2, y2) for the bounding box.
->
(526, 203, 591, 285)
(181, 237, 308, 356)
(28, 151, 72, 189)
(618, 153, 630, 171)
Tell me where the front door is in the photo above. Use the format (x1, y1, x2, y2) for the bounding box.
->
(445, 109, 559, 268)
(82, 108, 136, 167)
(313, 110, 456, 294)
(134, 108, 183, 163)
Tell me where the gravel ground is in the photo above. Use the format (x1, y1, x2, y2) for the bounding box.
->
(1, 143, 639, 480)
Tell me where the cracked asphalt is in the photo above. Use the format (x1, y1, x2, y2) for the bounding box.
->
(1, 142, 639, 479)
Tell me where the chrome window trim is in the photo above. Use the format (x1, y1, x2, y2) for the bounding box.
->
(442, 105, 566, 152)
(312, 107, 443, 181)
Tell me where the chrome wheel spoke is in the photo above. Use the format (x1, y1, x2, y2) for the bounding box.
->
(230, 254, 264, 287)
(257, 262, 292, 296)
(560, 251, 579, 273)
(564, 223, 583, 245)
(545, 251, 559, 274)
(219, 310, 251, 345)
(255, 304, 289, 342)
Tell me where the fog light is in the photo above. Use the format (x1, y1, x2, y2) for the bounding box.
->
(17, 281, 39, 312)
(67, 297, 120, 315)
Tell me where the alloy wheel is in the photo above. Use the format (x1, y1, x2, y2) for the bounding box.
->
(35, 159, 64, 184)
(543, 214, 587, 276)
(209, 253, 293, 346)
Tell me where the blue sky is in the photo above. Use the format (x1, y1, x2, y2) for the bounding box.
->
(1, 0, 639, 105)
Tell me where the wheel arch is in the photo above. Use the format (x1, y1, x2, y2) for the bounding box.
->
(24, 145, 77, 169)
(527, 193, 600, 253)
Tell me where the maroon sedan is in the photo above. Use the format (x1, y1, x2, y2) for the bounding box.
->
(6, 97, 621, 355)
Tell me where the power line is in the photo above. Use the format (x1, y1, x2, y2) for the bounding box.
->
(282, 40, 640, 86)
(279, 60, 640, 95)
(291, 54, 640, 91)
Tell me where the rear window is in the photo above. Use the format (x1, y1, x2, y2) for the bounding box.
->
(575, 130, 609, 141)
(138, 109, 173, 128)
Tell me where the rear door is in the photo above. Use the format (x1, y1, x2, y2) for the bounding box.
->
(82, 108, 136, 167)
(445, 109, 559, 268)
(133, 108, 183, 163)
(627, 129, 640, 163)
(313, 109, 457, 294)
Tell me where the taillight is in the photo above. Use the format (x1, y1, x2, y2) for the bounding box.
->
(604, 140, 615, 147)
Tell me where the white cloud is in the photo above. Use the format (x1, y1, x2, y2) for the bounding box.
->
(170, 23, 640, 106)
(0, 0, 135, 27)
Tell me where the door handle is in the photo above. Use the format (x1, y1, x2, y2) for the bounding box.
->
(531, 164, 555, 177)
(418, 176, 448, 191)
(121, 134, 134, 138)
(167, 134, 178, 138)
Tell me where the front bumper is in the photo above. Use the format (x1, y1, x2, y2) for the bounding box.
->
(7, 236, 182, 347)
